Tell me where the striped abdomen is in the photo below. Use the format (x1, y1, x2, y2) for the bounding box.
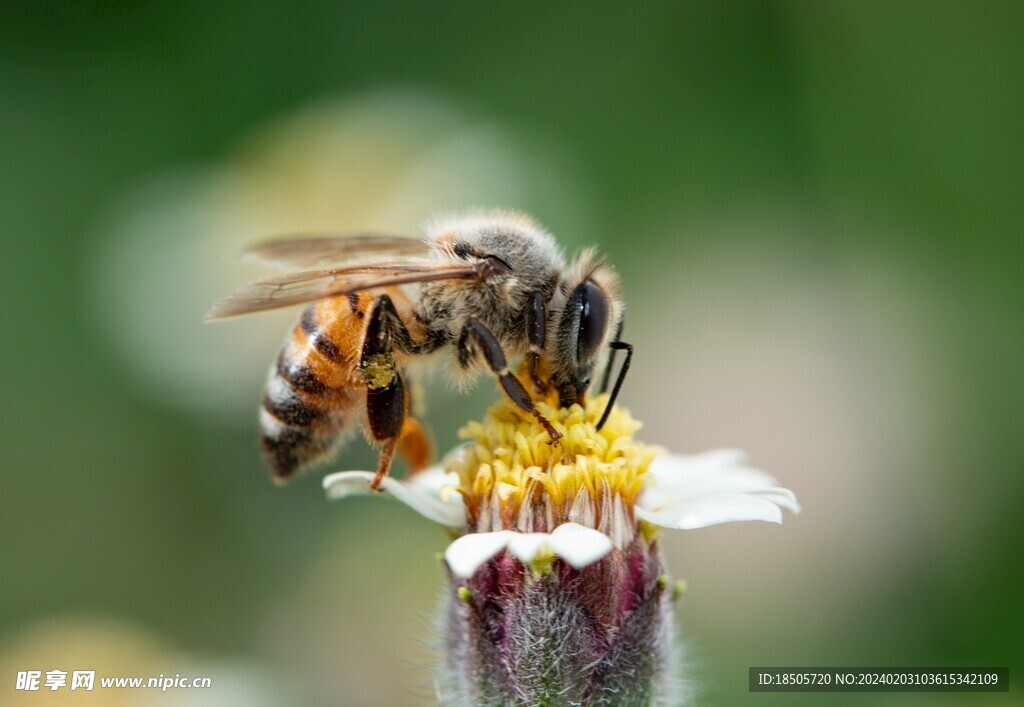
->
(259, 294, 375, 482)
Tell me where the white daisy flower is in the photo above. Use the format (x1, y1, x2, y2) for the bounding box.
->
(323, 400, 798, 578)
(323, 391, 799, 706)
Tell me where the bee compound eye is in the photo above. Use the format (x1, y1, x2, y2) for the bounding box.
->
(573, 280, 608, 364)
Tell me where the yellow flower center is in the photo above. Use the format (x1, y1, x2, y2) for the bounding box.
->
(445, 382, 663, 537)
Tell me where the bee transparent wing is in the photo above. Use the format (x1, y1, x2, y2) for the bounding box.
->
(244, 235, 430, 270)
(206, 260, 480, 320)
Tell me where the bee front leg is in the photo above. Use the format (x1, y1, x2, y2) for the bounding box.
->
(458, 318, 562, 443)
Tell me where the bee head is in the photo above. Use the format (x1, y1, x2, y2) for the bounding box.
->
(551, 252, 623, 408)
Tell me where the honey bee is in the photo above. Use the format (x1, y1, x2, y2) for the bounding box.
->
(207, 209, 632, 489)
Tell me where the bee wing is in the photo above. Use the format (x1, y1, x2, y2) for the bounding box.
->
(205, 260, 479, 320)
(244, 235, 430, 270)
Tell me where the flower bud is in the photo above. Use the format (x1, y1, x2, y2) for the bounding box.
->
(436, 395, 686, 705)
(441, 534, 684, 706)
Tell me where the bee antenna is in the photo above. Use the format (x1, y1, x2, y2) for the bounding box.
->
(595, 340, 633, 431)
(598, 318, 625, 394)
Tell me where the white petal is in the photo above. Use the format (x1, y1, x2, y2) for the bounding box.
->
(756, 488, 802, 514)
(548, 523, 614, 569)
(506, 533, 552, 565)
(647, 451, 779, 497)
(636, 491, 784, 529)
(322, 470, 466, 527)
(444, 531, 514, 578)
(408, 465, 461, 495)
(638, 450, 800, 530)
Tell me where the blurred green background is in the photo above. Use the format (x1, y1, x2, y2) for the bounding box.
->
(2, 2, 1022, 705)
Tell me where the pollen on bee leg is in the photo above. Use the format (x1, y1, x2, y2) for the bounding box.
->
(362, 352, 396, 389)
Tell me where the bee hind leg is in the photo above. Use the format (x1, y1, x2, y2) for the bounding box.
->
(371, 438, 400, 490)
(366, 373, 406, 490)
(365, 377, 434, 490)
(365, 377, 432, 489)
(360, 293, 428, 490)
(359, 293, 439, 488)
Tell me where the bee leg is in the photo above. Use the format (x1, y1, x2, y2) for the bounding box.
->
(366, 373, 406, 490)
(459, 318, 562, 443)
(364, 292, 441, 356)
(371, 437, 400, 491)
(366, 375, 432, 488)
(360, 295, 414, 490)
(526, 291, 549, 393)
(361, 294, 440, 488)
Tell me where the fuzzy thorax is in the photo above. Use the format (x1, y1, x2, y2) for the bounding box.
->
(444, 384, 662, 545)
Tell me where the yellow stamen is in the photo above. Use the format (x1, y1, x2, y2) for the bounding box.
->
(446, 375, 663, 533)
